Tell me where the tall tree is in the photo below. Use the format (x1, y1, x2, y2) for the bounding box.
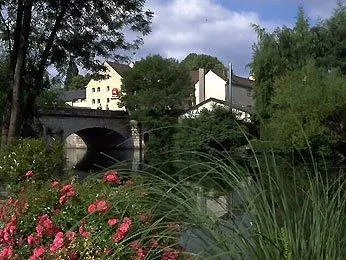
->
(64, 74, 91, 91)
(64, 59, 79, 87)
(181, 53, 227, 76)
(0, 0, 153, 146)
(261, 62, 346, 157)
(250, 5, 346, 120)
(120, 55, 194, 153)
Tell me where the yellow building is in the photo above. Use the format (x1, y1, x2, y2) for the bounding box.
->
(66, 61, 132, 110)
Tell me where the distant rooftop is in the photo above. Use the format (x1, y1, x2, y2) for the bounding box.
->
(58, 89, 86, 102)
(106, 62, 131, 77)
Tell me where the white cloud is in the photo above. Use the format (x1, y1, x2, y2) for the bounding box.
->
(134, 0, 276, 76)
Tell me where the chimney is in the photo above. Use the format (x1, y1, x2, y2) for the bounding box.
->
(198, 68, 205, 103)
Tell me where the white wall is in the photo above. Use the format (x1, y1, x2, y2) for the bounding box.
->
(204, 71, 226, 101)
(194, 71, 227, 106)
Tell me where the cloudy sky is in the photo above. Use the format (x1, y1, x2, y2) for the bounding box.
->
(132, 0, 344, 76)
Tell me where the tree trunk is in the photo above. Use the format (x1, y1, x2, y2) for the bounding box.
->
(7, 0, 33, 142)
(1, 0, 25, 149)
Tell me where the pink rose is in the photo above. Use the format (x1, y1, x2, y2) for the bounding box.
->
(25, 170, 34, 177)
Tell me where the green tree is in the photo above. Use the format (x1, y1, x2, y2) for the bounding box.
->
(64, 59, 79, 87)
(261, 62, 346, 156)
(0, 59, 10, 126)
(174, 106, 248, 153)
(250, 5, 346, 120)
(65, 74, 91, 90)
(120, 55, 194, 153)
(181, 53, 227, 76)
(0, 0, 152, 146)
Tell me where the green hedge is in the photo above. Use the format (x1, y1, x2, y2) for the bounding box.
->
(0, 138, 64, 191)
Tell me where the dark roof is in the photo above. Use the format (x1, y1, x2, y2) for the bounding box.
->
(190, 70, 199, 85)
(58, 89, 86, 102)
(107, 62, 131, 77)
(232, 74, 254, 88)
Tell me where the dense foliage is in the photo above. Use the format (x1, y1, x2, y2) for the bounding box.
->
(250, 5, 346, 119)
(250, 4, 346, 161)
(175, 106, 248, 153)
(181, 53, 227, 75)
(0, 171, 185, 259)
(0, 139, 64, 191)
(64, 75, 91, 91)
(0, 0, 153, 144)
(121, 55, 194, 153)
(260, 62, 346, 156)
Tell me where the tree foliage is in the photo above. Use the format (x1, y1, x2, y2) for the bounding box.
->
(181, 53, 227, 76)
(174, 106, 248, 153)
(250, 5, 346, 119)
(120, 55, 194, 153)
(0, 0, 153, 144)
(65, 74, 91, 91)
(261, 62, 346, 155)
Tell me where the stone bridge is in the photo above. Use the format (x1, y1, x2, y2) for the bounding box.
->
(38, 107, 140, 149)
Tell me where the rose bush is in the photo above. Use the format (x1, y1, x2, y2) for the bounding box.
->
(0, 138, 64, 192)
(0, 170, 188, 259)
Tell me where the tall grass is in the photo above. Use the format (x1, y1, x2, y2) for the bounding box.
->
(109, 149, 346, 259)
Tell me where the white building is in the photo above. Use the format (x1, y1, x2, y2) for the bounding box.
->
(60, 61, 132, 111)
(182, 68, 254, 121)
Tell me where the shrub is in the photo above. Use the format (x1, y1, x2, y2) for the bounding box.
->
(0, 138, 64, 191)
(0, 170, 186, 259)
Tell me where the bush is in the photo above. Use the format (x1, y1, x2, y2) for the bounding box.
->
(0, 170, 187, 259)
(0, 138, 64, 191)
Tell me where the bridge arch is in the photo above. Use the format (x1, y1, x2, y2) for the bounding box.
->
(71, 127, 128, 149)
(38, 108, 135, 149)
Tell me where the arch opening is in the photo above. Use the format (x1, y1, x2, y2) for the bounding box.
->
(73, 127, 128, 150)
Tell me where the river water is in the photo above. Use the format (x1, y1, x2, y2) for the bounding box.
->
(64, 148, 142, 178)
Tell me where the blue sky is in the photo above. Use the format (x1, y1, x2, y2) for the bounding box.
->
(132, 0, 344, 76)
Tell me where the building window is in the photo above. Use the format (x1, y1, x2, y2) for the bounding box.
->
(92, 99, 95, 104)
(107, 86, 110, 91)
(97, 99, 100, 103)
(107, 98, 110, 103)
(97, 87, 100, 92)
(92, 88, 95, 93)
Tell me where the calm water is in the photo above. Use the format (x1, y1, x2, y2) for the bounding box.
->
(65, 148, 142, 178)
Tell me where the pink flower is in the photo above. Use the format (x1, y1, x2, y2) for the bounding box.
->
(112, 217, 132, 243)
(87, 203, 97, 213)
(27, 234, 36, 245)
(107, 218, 119, 226)
(66, 190, 76, 197)
(66, 231, 76, 241)
(36, 225, 44, 238)
(50, 232, 64, 253)
(79, 225, 91, 239)
(96, 200, 109, 213)
(59, 195, 67, 205)
(60, 184, 74, 194)
(0, 246, 13, 259)
(30, 246, 45, 260)
(104, 170, 121, 184)
(81, 231, 90, 238)
(25, 170, 34, 177)
(51, 180, 59, 189)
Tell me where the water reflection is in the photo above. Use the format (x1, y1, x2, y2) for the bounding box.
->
(65, 148, 140, 178)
